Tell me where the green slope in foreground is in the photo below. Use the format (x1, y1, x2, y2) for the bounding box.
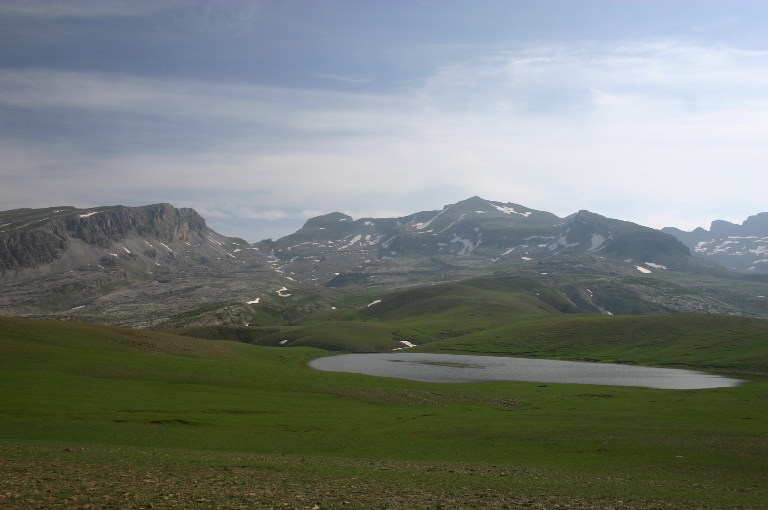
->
(1, 316, 767, 509)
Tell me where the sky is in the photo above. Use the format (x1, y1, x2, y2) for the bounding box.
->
(1, 0, 766, 242)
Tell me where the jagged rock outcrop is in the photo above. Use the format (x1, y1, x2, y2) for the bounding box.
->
(64, 204, 206, 248)
(0, 228, 69, 271)
(0, 204, 206, 272)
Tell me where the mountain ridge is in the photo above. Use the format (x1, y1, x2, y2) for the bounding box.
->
(1, 198, 766, 327)
(663, 212, 768, 273)
(0, 203, 209, 274)
(268, 196, 696, 287)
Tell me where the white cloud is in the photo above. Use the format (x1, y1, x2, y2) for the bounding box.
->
(1, 40, 767, 239)
(300, 209, 328, 218)
(235, 208, 286, 220)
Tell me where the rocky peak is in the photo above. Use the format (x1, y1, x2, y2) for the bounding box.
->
(0, 204, 207, 272)
(663, 211, 768, 273)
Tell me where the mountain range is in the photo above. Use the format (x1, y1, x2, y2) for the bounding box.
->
(663, 213, 768, 273)
(1, 198, 767, 328)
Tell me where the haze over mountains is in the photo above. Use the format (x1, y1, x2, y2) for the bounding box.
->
(1, 198, 767, 328)
(663, 213, 768, 273)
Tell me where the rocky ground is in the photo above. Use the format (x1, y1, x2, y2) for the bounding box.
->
(0, 444, 744, 510)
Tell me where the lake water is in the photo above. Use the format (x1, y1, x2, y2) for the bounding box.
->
(308, 353, 744, 389)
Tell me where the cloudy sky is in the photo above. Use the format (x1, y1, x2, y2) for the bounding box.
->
(1, 0, 766, 242)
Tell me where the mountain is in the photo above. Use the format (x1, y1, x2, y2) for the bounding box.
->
(259, 197, 765, 319)
(267, 196, 698, 289)
(1, 204, 207, 274)
(663, 212, 768, 273)
(0, 204, 312, 327)
(1, 199, 766, 328)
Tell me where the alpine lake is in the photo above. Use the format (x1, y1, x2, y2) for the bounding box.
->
(309, 352, 745, 389)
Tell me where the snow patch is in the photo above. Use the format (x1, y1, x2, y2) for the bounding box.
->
(438, 214, 466, 234)
(489, 203, 532, 217)
(636, 266, 652, 274)
(450, 234, 480, 255)
(712, 240, 737, 254)
(78, 212, 98, 218)
(276, 287, 292, 298)
(122, 247, 131, 254)
(367, 300, 381, 307)
(588, 234, 606, 252)
(207, 235, 223, 246)
(246, 298, 260, 304)
(414, 206, 450, 230)
(338, 234, 362, 250)
(645, 262, 667, 270)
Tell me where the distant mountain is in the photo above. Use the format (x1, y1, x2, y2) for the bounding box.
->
(0, 203, 239, 276)
(0, 204, 300, 327)
(1, 199, 766, 328)
(663, 213, 768, 273)
(267, 196, 697, 288)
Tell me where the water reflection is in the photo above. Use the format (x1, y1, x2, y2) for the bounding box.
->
(309, 353, 744, 389)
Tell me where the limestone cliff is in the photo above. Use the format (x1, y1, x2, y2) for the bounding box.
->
(0, 204, 206, 272)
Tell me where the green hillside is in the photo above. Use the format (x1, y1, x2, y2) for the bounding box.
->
(417, 313, 768, 373)
(1, 316, 767, 508)
(175, 276, 768, 377)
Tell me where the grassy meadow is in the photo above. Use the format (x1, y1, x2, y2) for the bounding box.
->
(1, 315, 767, 509)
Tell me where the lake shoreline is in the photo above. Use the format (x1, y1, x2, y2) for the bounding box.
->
(309, 352, 746, 389)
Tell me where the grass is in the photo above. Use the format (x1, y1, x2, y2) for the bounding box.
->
(415, 313, 768, 373)
(1, 316, 768, 509)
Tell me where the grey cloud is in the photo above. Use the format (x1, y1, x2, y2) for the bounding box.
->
(2, 40, 767, 241)
(0, 0, 188, 17)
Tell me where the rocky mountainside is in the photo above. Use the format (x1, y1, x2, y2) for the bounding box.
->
(0, 204, 311, 327)
(265, 196, 697, 289)
(663, 213, 768, 273)
(1, 199, 766, 328)
(0, 204, 206, 274)
(258, 197, 765, 319)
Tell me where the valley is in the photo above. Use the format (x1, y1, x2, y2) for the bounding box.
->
(1, 316, 767, 509)
(1, 199, 768, 509)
